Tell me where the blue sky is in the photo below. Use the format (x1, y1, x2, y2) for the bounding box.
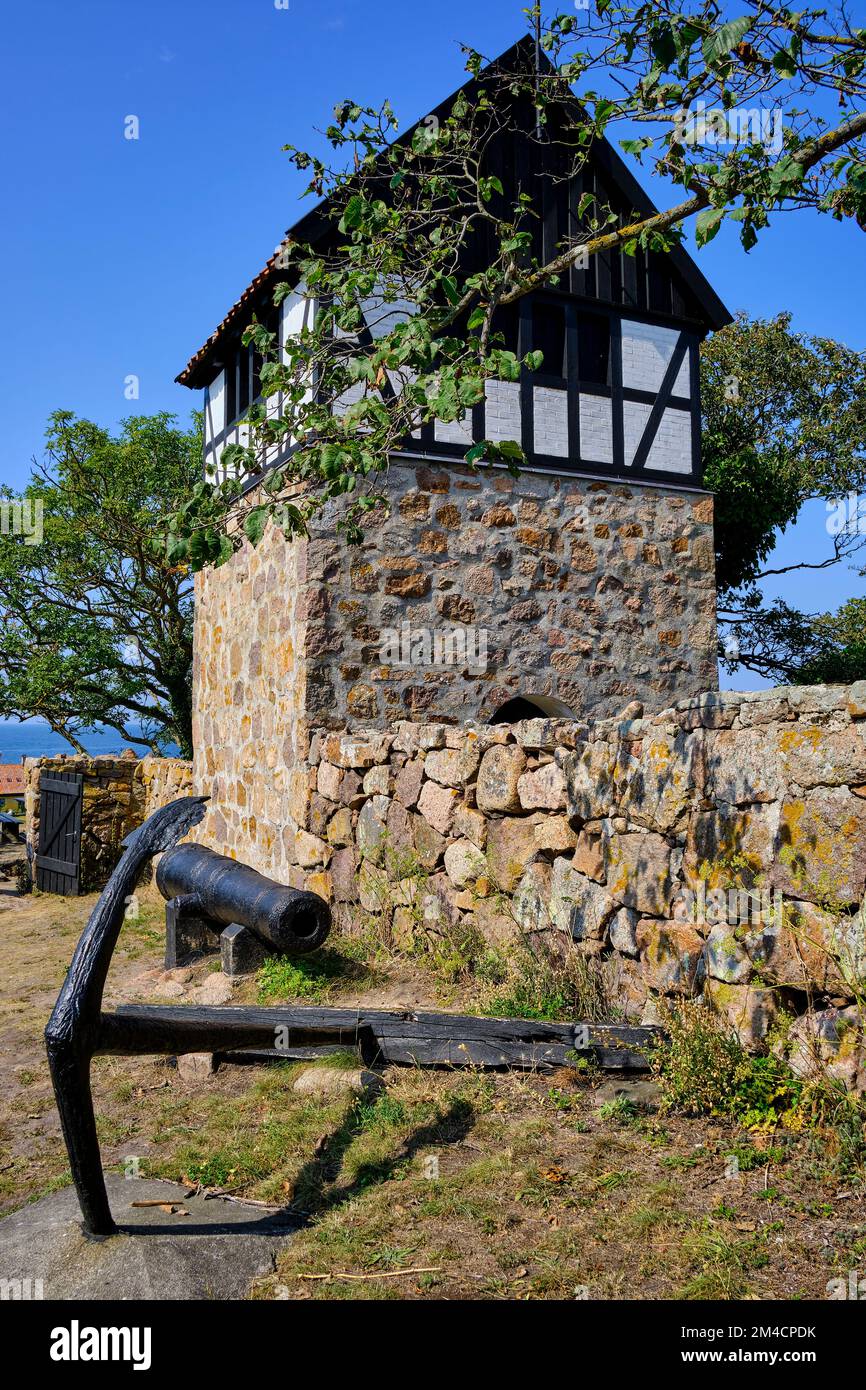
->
(1, 0, 863, 691)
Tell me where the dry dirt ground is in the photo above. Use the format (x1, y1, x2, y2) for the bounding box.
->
(1, 882, 865, 1301)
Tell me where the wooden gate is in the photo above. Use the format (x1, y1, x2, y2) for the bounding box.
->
(36, 771, 83, 895)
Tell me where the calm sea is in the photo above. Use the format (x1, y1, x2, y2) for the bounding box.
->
(0, 720, 178, 762)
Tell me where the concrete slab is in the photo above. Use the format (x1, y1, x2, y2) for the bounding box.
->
(0, 1176, 300, 1300)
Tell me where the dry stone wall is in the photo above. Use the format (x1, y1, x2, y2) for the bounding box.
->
(283, 681, 866, 1088)
(25, 754, 193, 890)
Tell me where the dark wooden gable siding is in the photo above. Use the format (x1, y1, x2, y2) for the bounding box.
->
(475, 93, 706, 329)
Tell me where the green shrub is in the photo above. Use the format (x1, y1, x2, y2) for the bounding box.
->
(651, 1000, 805, 1127)
(482, 944, 622, 1023)
(651, 1001, 748, 1117)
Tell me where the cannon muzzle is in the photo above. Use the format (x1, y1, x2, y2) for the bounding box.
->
(156, 843, 330, 956)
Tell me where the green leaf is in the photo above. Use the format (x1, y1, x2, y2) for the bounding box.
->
(768, 155, 804, 196)
(465, 441, 487, 465)
(619, 138, 652, 156)
(339, 195, 365, 232)
(594, 98, 615, 126)
(702, 16, 751, 65)
(695, 207, 725, 247)
(496, 439, 524, 461)
(166, 534, 189, 565)
(244, 507, 269, 546)
(772, 47, 798, 79)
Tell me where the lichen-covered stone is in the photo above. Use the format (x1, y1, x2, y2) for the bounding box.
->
(317, 761, 342, 801)
(476, 745, 527, 814)
(326, 807, 354, 848)
(467, 898, 522, 951)
(604, 826, 673, 917)
(706, 726, 784, 805)
(777, 1006, 865, 1091)
(771, 788, 866, 905)
(847, 681, 866, 718)
(620, 730, 702, 833)
(533, 816, 578, 854)
(775, 723, 866, 789)
(571, 827, 605, 883)
(684, 804, 779, 890)
(323, 734, 391, 769)
(356, 795, 390, 862)
(293, 830, 330, 868)
(705, 980, 778, 1048)
(550, 858, 616, 941)
(703, 924, 753, 984)
(747, 899, 866, 993)
(513, 862, 553, 934)
(330, 847, 359, 902)
(393, 758, 425, 809)
(560, 741, 616, 825)
(444, 839, 488, 888)
(453, 804, 487, 848)
(487, 816, 540, 892)
(362, 765, 391, 797)
(416, 780, 460, 835)
(637, 920, 704, 994)
(517, 761, 567, 811)
(424, 745, 481, 789)
(412, 814, 446, 871)
(608, 906, 640, 957)
(605, 953, 650, 1020)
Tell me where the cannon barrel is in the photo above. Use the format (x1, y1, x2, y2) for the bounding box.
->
(156, 843, 330, 956)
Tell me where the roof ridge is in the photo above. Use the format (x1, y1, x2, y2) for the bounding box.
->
(176, 33, 730, 389)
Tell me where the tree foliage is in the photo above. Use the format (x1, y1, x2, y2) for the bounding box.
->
(167, 1, 866, 560)
(702, 313, 866, 681)
(0, 413, 200, 756)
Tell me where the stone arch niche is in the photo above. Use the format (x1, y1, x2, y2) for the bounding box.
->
(488, 693, 579, 724)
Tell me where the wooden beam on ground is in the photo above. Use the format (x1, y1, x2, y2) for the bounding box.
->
(102, 1005, 660, 1072)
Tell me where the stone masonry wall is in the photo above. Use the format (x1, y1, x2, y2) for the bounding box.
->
(191, 525, 309, 867)
(25, 754, 193, 890)
(279, 682, 866, 1088)
(296, 460, 717, 727)
(191, 461, 717, 870)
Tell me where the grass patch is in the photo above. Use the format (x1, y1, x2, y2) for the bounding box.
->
(257, 947, 375, 1003)
(598, 1096, 640, 1125)
(480, 944, 624, 1024)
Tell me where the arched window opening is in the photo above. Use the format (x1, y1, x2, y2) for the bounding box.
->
(489, 694, 579, 724)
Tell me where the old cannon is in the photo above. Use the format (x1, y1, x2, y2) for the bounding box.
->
(156, 842, 331, 974)
(46, 797, 659, 1239)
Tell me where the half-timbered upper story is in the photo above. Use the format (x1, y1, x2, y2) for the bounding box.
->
(177, 39, 731, 491)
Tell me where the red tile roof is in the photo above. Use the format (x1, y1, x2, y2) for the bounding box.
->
(0, 765, 26, 796)
(175, 237, 296, 389)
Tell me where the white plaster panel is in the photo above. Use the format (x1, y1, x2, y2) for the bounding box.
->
(620, 319, 689, 396)
(485, 380, 522, 443)
(579, 394, 613, 465)
(534, 386, 569, 457)
(435, 414, 474, 445)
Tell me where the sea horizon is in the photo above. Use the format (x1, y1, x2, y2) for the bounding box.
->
(0, 718, 179, 763)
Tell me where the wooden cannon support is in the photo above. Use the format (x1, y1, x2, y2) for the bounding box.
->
(45, 797, 660, 1239)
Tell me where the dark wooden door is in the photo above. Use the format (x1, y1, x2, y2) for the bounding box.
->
(36, 772, 83, 895)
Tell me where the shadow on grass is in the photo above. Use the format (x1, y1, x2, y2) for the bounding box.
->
(290, 1092, 477, 1218)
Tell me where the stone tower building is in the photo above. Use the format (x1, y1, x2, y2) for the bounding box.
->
(177, 39, 729, 868)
